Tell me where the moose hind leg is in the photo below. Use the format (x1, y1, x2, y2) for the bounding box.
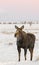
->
(29, 48, 33, 61)
(18, 48, 21, 61)
(24, 48, 27, 60)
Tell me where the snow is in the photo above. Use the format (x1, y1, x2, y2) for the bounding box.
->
(0, 24, 39, 65)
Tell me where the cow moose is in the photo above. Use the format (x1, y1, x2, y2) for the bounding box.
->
(14, 25, 35, 61)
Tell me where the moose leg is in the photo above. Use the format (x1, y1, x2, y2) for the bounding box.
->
(29, 48, 33, 61)
(24, 48, 27, 60)
(18, 48, 21, 61)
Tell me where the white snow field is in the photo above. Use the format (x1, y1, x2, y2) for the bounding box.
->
(0, 24, 39, 65)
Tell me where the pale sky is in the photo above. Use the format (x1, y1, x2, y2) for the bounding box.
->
(0, 0, 39, 21)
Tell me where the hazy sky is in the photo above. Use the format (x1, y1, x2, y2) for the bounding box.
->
(0, 0, 39, 21)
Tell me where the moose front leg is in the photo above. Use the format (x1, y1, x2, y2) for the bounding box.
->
(24, 48, 27, 60)
(18, 48, 21, 61)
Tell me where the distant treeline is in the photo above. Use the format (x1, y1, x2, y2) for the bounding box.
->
(0, 21, 39, 25)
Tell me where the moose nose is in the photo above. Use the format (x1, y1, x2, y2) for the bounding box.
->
(14, 34, 16, 37)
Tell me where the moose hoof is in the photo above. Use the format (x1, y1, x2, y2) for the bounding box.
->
(25, 58, 26, 60)
(18, 59, 20, 62)
(30, 59, 32, 61)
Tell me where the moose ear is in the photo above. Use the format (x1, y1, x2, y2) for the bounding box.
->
(21, 25, 24, 30)
(15, 25, 19, 29)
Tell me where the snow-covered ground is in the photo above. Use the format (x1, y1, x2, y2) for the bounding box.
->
(0, 24, 39, 65)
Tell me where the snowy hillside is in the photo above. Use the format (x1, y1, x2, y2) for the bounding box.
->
(0, 24, 39, 65)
